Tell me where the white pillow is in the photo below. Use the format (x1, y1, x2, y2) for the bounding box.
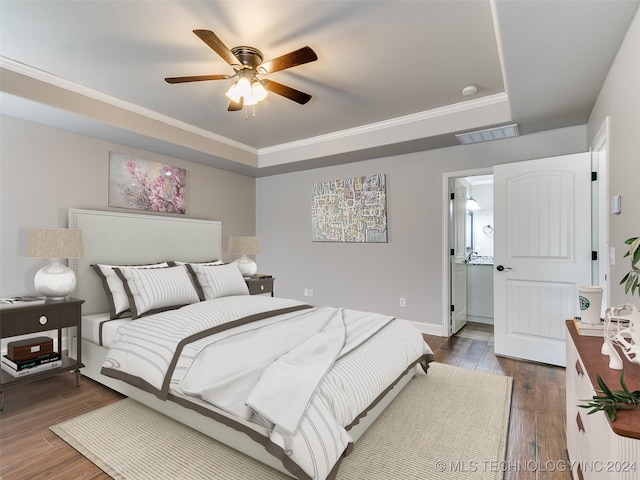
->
(173, 260, 224, 266)
(92, 262, 169, 319)
(115, 264, 200, 319)
(187, 263, 249, 300)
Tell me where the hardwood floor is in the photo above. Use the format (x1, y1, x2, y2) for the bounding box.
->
(424, 322, 570, 480)
(0, 323, 570, 479)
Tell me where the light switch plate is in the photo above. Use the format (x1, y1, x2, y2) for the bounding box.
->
(611, 195, 621, 214)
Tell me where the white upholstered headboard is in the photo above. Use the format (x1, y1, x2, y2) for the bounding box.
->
(69, 209, 222, 315)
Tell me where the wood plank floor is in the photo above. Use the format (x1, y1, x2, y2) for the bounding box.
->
(424, 322, 570, 480)
(0, 323, 570, 479)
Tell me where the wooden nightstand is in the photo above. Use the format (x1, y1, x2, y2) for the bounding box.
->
(245, 276, 275, 297)
(0, 297, 84, 410)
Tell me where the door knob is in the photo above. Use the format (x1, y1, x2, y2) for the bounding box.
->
(496, 265, 512, 272)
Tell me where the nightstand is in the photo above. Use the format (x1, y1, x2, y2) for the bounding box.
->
(0, 297, 84, 410)
(245, 277, 275, 297)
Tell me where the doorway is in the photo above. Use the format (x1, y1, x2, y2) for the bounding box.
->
(444, 152, 602, 366)
(446, 170, 494, 336)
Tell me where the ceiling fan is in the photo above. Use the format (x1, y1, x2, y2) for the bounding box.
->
(165, 29, 318, 111)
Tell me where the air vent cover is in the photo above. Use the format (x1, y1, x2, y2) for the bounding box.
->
(455, 124, 519, 145)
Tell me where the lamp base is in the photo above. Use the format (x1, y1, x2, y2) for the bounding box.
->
(235, 255, 257, 276)
(34, 261, 76, 300)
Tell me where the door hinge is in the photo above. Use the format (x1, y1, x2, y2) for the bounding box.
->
(450, 304, 455, 312)
(451, 192, 455, 200)
(592, 171, 598, 181)
(592, 251, 598, 261)
(450, 248, 455, 256)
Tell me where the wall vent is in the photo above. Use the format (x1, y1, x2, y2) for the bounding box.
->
(455, 124, 519, 145)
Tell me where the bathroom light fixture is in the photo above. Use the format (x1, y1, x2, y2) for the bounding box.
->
(455, 124, 520, 145)
(466, 197, 480, 211)
(27, 228, 83, 300)
(228, 236, 261, 276)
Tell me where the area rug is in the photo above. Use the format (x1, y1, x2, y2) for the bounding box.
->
(51, 363, 512, 479)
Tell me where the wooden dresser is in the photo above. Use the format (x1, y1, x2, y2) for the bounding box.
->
(566, 320, 640, 479)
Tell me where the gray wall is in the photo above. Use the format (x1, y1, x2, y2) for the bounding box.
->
(256, 126, 587, 333)
(588, 8, 640, 307)
(0, 116, 256, 297)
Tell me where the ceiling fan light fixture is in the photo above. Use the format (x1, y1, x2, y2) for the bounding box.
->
(243, 96, 258, 106)
(251, 81, 268, 101)
(226, 75, 268, 106)
(167, 30, 317, 111)
(225, 83, 241, 103)
(235, 76, 252, 97)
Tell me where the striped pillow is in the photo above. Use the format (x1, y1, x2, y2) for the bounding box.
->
(92, 262, 169, 319)
(187, 263, 249, 300)
(115, 265, 200, 319)
(172, 260, 224, 267)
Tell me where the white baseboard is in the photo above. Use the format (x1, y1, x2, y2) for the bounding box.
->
(405, 320, 445, 336)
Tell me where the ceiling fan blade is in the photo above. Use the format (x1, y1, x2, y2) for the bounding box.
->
(165, 74, 231, 84)
(193, 29, 239, 66)
(262, 79, 312, 105)
(228, 98, 244, 111)
(260, 46, 317, 74)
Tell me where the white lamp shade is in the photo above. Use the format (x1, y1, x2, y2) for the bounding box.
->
(228, 236, 261, 255)
(225, 83, 241, 103)
(27, 228, 83, 258)
(236, 77, 251, 97)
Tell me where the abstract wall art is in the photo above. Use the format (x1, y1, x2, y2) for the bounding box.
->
(312, 173, 387, 243)
(109, 152, 186, 214)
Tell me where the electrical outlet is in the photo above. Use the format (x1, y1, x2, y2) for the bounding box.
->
(304, 288, 309, 296)
(308, 289, 314, 297)
(400, 297, 406, 307)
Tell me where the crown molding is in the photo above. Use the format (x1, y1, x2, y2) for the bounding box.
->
(0, 56, 257, 155)
(1, 56, 510, 170)
(258, 93, 509, 155)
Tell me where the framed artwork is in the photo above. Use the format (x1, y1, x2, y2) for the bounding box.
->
(312, 173, 387, 243)
(108, 152, 186, 214)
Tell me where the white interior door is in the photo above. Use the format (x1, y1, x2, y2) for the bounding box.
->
(494, 153, 592, 366)
(450, 179, 468, 334)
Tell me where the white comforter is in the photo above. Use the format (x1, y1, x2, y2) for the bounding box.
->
(101, 296, 430, 480)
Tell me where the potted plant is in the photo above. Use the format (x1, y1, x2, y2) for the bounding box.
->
(621, 236, 640, 298)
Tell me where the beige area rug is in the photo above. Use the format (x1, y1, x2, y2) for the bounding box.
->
(51, 363, 512, 480)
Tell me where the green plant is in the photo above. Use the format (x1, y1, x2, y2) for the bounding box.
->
(621, 236, 640, 297)
(579, 371, 640, 421)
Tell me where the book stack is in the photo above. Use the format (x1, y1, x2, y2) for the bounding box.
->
(573, 316, 605, 337)
(1, 337, 62, 378)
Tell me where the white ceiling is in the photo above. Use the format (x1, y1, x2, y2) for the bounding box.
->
(1, 0, 638, 177)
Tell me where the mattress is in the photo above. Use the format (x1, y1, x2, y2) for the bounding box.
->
(82, 312, 131, 347)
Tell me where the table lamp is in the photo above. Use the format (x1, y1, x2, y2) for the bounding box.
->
(27, 228, 83, 300)
(228, 236, 260, 276)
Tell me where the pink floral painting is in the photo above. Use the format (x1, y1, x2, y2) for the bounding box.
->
(109, 153, 186, 214)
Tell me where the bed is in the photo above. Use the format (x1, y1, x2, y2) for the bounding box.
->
(68, 208, 434, 480)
